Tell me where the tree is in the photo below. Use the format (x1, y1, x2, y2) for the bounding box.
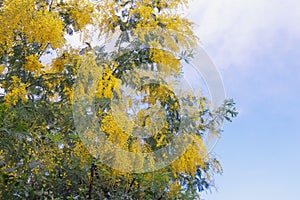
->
(0, 0, 237, 199)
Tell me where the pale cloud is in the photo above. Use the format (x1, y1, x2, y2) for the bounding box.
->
(186, 0, 300, 69)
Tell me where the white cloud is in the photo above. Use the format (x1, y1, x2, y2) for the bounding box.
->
(186, 0, 300, 69)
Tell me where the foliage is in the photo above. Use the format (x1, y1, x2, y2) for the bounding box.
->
(0, 0, 237, 199)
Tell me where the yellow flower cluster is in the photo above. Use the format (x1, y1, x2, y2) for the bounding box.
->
(96, 1, 118, 37)
(68, 0, 95, 30)
(34, 11, 64, 49)
(73, 141, 91, 167)
(0, 65, 5, 74)
(101, 114, 130, 148)
(4, 76, 29, 108)
(167, 0, 189, 9)
(64, 86, 73, 101)
(50, 57, 66, 73)
(131, 3, 158, 28)
(0, 0, 64, 51)
(141, 82, 175, 104)
(23, 55, 43, 73)
(171, 136, 208, 177)
(95, 0, 194, 45)
(158, 15, 197, 48)
(95, 67, 121, 99)
(149, 48, 180, 73)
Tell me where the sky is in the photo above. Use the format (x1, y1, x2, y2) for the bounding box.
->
(185, 0, 300, 199)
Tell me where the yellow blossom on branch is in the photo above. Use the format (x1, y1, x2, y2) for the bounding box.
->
(4, 76, 29, 107)
(23, 55, 43, 73)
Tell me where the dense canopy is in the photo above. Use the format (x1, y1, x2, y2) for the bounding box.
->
(0, 0, 236, 199)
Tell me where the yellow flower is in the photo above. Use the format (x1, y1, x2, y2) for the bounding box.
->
(51, 58, 65, 73)
(4, 76, 29, 108)
(23, 55, 43, 73)
(0, 65, 5, 74)
(0, 0, 64, 50)
(95, 67, 121, 99)
(69, 0, 95, 30)
(171, 135, 208, 177)
(149, 48, 180, 73)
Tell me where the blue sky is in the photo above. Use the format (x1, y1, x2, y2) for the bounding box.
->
(186, 0, 300, 199)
